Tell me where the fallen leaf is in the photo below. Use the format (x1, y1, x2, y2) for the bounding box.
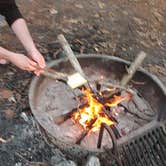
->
(0, 137, 6, 143)
(75, 4, 84, 9)
(0, 89, 13, 99)
(49, 8, 58, 15)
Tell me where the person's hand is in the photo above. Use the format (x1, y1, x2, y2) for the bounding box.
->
(9, 53, 38, 72)
(28, 48, 46, 76)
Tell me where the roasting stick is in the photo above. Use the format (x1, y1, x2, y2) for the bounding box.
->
(34, 65, 67, 79)
(34, 65, 87, 89)
(120, 51, 147, 86)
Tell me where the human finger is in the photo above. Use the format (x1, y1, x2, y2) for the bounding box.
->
(34, 70, 41, 76)
(28, 59, 38, 71)
(38, 56, 46, 68)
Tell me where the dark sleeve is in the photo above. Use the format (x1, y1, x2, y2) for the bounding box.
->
(0, 1, 23, 26)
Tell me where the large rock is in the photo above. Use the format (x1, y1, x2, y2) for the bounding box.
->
(50, 149, 77, 166)
(50, 149, 65, 165)
(56, 160, 77, 166)
(84, 156, 100, 166)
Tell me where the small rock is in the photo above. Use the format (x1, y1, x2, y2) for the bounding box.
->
(56, 160, 77, 166)
(49, 8, 58, 15)
(20, 112, 29, 122)
(0, 15, 7, 27)
(122, 11, 128, 15)
(94, 13, 100, 18)
(15, 163, 22, 166)
(50, 149, 66, 165)
(84, 156, 100, 166)
(98, 2, 105, 9)
(8, 96, 16, 103)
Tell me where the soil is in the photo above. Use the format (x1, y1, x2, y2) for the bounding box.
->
(0, 0, 165, 165)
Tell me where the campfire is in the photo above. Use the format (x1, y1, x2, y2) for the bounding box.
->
(29, 35, 166, 166)
(72, 87, 132, 133)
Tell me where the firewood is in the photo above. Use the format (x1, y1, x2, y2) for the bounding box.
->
(120, 51, 147, 86)
(57, 34, 85, 77)
(76, 117, 97, 144)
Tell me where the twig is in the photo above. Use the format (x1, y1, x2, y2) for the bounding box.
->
(131, 80, 146, 85)
(102, 89, 122, 103)
(15, 152, 29, 162)
(97, 123, 117, 154)
(34, 65, 67, 80)
(15, 152, 46, 165)
(99, 82, 135, 95)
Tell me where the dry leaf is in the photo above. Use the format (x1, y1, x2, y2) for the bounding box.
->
(3, 109, 15, 120)
(0, 89, 13, 99)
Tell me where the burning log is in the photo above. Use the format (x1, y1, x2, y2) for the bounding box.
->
(110, 125, 121, 139)
(97, 123, 123, 166)
(53, 50, 151, 149)
(98, 82, 135, 101)
(97, 123, 117, 152)
(102, 89, 122, 102)
(76, 117, 97, 144)
(102, 106, 118, 123)
(97, 82, 154, 120)
(54, 102, 89, 125)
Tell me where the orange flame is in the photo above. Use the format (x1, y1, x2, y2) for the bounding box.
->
(72, 88, 132, 132)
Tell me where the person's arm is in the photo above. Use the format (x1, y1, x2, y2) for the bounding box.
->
(0, 1, 45, 74)
(0, 0, 23, 26)
(11, 18, 45, 69)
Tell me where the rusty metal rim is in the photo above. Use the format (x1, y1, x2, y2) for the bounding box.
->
(29, 54, 166, 154)
(48, 54, 166, 95)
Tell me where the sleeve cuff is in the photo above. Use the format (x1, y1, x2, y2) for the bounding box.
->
(1, 4, 23, 26)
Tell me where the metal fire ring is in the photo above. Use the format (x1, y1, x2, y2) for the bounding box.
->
(29, 54, 166, 159)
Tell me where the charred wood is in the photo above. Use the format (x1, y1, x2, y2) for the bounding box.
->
(76, 118, 97, 144)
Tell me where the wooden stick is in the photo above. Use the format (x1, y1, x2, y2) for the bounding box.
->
(57, 34, 85, 77)
(121, 51, 147, 86)
(58, 34, 92, 91)
(34, 65, 67, 80)
(99, 82, 135, 95)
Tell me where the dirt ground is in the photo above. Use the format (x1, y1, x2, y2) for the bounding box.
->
(0, 0, 165, 165)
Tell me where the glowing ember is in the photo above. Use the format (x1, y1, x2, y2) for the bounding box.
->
(72, 88, 132, 132)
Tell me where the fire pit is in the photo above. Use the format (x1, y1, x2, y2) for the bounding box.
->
(29, 54, 166, 165)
